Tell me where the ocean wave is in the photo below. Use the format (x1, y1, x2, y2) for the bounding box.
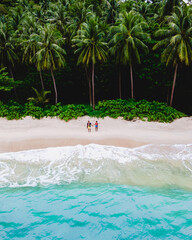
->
(0, 144, 192, 189)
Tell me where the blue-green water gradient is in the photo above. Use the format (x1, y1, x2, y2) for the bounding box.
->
(1, 144, 192, 239)
(1, 184, 192, 240)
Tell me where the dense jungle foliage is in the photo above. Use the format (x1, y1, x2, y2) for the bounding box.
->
(0, 0, 192, 120)
(0, 99, 186, 122)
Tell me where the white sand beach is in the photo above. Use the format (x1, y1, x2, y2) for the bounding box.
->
(0, 116, 192, 152)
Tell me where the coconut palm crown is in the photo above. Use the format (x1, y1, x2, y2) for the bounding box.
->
(110, 10, 150, 99)
(72, 16, 108, 109)
(0, 21, 18, 70)
(153, 6, 192, 106)
(35, 24, 66, 104)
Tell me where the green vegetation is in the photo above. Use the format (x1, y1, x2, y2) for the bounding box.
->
(0, 99, 186, 122)
(110, 11, 150, 99)
(73, 15, 108, 109)
(0, 68, 15, 91)
(0, 68, 21, 92)
(0, 0, 192, 118)
(27, 87, 51, 105)
(153, 6, 192, 106)
(94, 99, 186, 122)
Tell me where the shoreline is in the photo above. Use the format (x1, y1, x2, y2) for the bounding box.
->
(0, 138, 145, 153)
(0, 116, 191, 153)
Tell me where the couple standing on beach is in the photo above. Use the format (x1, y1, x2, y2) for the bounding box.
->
(87, 120, 98, 132)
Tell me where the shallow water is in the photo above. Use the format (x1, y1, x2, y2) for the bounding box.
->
(0, 144, 192, 239)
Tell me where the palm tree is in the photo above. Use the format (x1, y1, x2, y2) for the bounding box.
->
(33, 5, 46, 25)
(22, 34, 46, 90)
(68, 1, 93, 40)
(0, 21, 18, 99)
(103, 0, 120, 24)
(35, 24, 66, 104)
(153, 6, 192, 106)
(28, 87, 51, 106)
(73, 16, 108, 109)
(109, 39, 123, 99)
(133, 0, 153, 20)
(7, 5, 24, 32)
(161, 0, 180, 19)
(110, 10, 150, 99)
(19, 14, 45, 90)
(48, 1, 70, 38)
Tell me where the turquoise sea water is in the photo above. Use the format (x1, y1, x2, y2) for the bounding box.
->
(0, 144, 192, 239)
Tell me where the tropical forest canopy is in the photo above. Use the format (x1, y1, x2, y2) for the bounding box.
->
(0, 0, 192, 114)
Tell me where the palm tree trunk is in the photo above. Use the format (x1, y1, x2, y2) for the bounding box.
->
(39, 69, 44, 90)
(119, 65, 122, 99)
(92, 60, 95, 109)
(51, 67, 58, 104)
(170, 63, 178, 106)
(130, 64, 134, 99)
(9, 67, 18, 101)
(85, 66, 92, 106)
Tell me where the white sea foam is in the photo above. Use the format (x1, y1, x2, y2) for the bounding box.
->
(0, 144, 192, 189)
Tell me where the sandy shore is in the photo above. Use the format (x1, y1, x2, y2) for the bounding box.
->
(0, 116, 192, 152)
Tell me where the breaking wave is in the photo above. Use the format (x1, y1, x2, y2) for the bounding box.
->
(0, 144, 192, 189)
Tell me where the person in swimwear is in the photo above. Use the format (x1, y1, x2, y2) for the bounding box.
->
(94, 121, 98, 132)
(87, 120, 92, 132)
